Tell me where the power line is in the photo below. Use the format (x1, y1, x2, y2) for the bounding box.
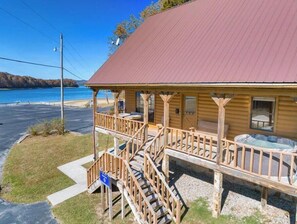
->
(64, 42, 91, 69)
(0, 56, 60, 69)
(18, 0, 90, 72)
(0, 56, 85, 80)
(64, 68, 84, 80)
(0, 6, 58, 44)
(1, 2, 88, 79)
(19, 0, 61, 34)
(64, 54, 84, 75)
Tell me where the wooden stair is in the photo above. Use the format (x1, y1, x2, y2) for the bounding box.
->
(87, 126, 181, 224)
(129, 154, 172, 224)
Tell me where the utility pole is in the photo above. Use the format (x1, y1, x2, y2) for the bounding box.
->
(60, 33, 64, 133)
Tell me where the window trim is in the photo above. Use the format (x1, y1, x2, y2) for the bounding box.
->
(249, 96, 276, 132)
(135, 91, 156, 123)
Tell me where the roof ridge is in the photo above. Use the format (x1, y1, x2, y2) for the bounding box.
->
(147, 0, 198, 19)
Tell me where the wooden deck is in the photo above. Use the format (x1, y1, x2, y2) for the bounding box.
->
(91, 113, 297, 223)
(94, 114, 297, 197)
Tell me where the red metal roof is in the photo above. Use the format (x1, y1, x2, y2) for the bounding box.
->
(88, 0, 297, 86)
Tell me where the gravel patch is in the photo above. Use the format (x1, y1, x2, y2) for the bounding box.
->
(169, 160, 295, 224)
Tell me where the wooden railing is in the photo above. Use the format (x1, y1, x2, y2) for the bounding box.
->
(87, 153, 104, 188)
(95, 112, 144, 137)
(119, 124, 147, 161)
(87, 152, 157, 223)
(221, 139, 297, 185)
(144, 153, 181, 223)
(145, 127, 165, 161)
(166, 127, 218, 162)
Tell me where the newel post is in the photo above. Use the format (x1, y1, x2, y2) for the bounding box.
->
(160, 92, 176, 183)
(140, 92, 151, 142)
(93, 89, 99, 161)
(211, 93, 233, 218)
(112, 90, 122, 155)
(159, 92, 176, 145)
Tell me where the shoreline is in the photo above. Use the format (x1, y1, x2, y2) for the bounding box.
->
(0, 98, 115, 108)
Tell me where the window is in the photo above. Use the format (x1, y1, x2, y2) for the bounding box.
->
(184, 96, 196, 114)
(250, 97, 275, 132)
(136, 92, 144, 113)
(135, 92, 155, 122)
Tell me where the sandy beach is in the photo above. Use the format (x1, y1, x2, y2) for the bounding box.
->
(43, 98, 115, 108)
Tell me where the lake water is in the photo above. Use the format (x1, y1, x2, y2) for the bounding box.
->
(0, 86, 111, 104)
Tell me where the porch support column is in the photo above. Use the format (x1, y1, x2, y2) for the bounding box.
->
(160, 92, 176, 183)
(112, 90, 122, 155)
(211, 93, 233, 218)
(140, 92, 151, 142)
(159, 92, 176, 144)
(261, 187, 268, 210)
(93, 89, 99, 161)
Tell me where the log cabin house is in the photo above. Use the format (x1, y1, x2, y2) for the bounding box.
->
(86, 0, 297, 223)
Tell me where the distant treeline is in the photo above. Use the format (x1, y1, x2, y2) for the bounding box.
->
(0, 72, 79, 88)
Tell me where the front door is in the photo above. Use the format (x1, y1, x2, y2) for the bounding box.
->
(182, 95, 197, 130)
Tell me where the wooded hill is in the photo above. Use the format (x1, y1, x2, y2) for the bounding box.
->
(0, 72, 79, 88)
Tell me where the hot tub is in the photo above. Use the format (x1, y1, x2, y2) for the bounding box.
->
(234, 134, 297, 177)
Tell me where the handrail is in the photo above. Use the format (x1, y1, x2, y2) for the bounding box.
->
(145, 127, 165, 160)
(119, 123, 147, 161)
(87, 152, 157, 223)
(95, 112, 144, 137)
(121, 158, 157, 223)
(144, 153, 181, 223)
(221, 139, 297, 185)
(166, 127, 217, 162)
(87, 152, 105, 187)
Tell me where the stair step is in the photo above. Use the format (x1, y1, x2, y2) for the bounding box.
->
(142, 186, 154, 196)
(138, 179, 150, 189)
(158, 214, 172, 224)
(137, 150, 145, 156)
(131, 169, 143, 180)
(134, 155, 144, 164)
(151, 200, 163, 211)
(130, 160, 143, 171)
(146, 193, 159, 203)
(156, 207, 169, 219)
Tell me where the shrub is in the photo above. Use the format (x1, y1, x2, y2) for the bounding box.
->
(51, 118, 64, 135)
(27, 118, 65, 136)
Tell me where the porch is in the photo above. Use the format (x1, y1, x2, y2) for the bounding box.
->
(93, 112, 297, 193)
(89, 89, 297, 223)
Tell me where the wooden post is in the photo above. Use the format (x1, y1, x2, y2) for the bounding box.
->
(162, 153, 170, 183)
(108, 185, 113, 221)
(121, 184, 125, 219)
(140, 92, 151, 141)
(112, 90, 121, 155)
(295, 199, 297, 224)
(93, 89, 99, 161)
(160, 92, 176, 183)
(101, 185, 105, 215)
(261, 187, 268, 210)
(211, 93, 233, 218)
(212, 171, 223, 218)
(211, 94, 233, 164)
(159, 92, 176, 145)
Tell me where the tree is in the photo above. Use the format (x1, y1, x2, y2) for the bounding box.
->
(141, 1, 161, 20)
(108, 15, 142, 55)
(108, 0, 190, 55)
(160, 0, 190, 11)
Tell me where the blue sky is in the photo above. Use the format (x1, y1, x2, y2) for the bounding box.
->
(0, 0, 152, 80)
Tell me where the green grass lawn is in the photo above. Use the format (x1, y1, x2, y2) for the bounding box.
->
(182, 198, 265, 224)
(1, 133, 266, 224)
(0, 133, 113, 203)
(53, 192, 133, 224)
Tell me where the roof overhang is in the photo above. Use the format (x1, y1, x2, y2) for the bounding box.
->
(86, 82, 297, 89)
